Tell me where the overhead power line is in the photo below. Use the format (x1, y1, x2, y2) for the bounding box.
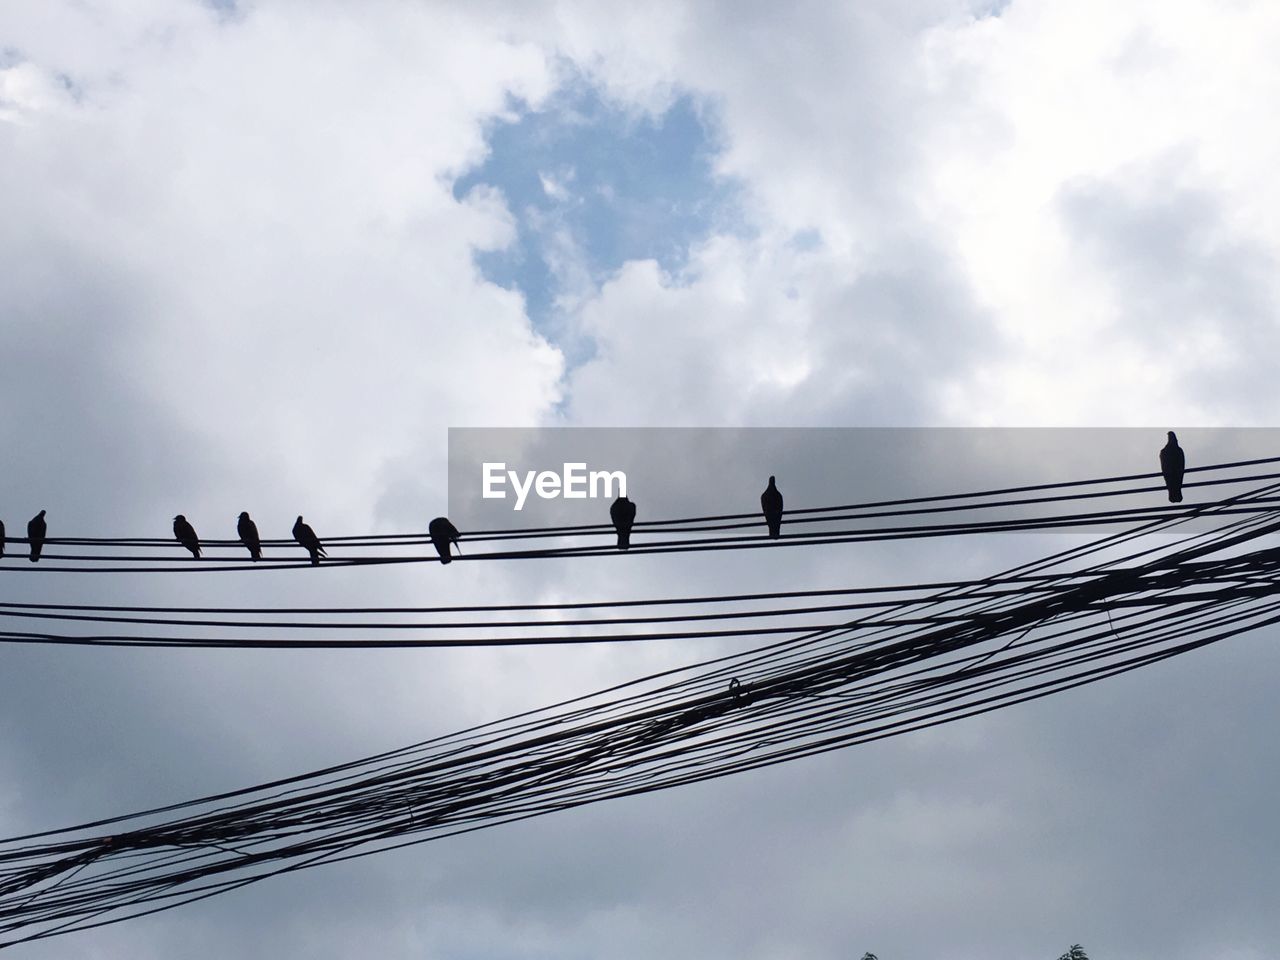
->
(2, 481, 1279, 944)
(3, 456, 1280, 572)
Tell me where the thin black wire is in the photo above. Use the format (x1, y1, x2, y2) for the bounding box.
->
(2, 488, 1278, 943)
(3, 457, 1277, 573)
(6, 503, 1277, 573)
(4, 484, 1269, 647)
(25, 452, 1280, 546)
(0, 572, 1094, 614)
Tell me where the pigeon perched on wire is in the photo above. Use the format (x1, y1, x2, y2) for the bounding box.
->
(28, 510, 47, 562)
(173, 515, 201, 558)
(237, 512, 262, 560)
(761, 476, 783, 539)
(1160, 432, 1185, 503)
(292, 516, 326, 565)
(428, 516, 461, 564)
(610, 495, 636, 550)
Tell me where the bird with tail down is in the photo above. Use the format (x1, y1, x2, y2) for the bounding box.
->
(173, 515, 201, 558)
(27, 510, 46, 563)
(610, 496, 636, 550)
(1160, 432, 1186, 503)
(292, 516, 326, 565)
(761, 476, 783, 540)
(428, 517, 461, 564)
(237, 512, 262, 560)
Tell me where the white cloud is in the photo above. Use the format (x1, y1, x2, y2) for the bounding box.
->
(538, 168, 573, 201)
(0, 1, 564, 529)
(5, 2, 1280, 958)
(533, 0, 1280, 428)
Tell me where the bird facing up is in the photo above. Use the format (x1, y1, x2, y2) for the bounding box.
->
(428, 516, 461, 564)
(1160, 431, 1186, 504)
(292, 515, 326, 565)
(173, 514, 201, 558)
(0, 518, 5, 560)
(237, 511, 262, 560)
(28, 509, 47, 563)
(610, 495, 636, 550)
(761, 475, 783, 540)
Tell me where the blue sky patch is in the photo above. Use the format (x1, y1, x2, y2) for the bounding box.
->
(454, 81, 742, 363)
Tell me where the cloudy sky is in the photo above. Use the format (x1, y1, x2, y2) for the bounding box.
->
(2, 1, 1280, 957)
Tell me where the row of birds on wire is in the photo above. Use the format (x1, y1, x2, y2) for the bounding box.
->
(0, 440, 1227, 652)
(0, 476, 767, 565)
(1, 511, 465, 565)
(0, 456, 1267, 947)
(0, 433, 1195, 569)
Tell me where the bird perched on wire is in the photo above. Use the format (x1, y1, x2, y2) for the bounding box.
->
(28, 510, 47, 563)
(1160, 432, 1185, 503)
(292, 516, 326, 565)
(610, 495, 636, 550)
(0, 519, 5, 559)
(173, 515, 201, 558)
(237, 512, 262, 560)
(761, 476, 783, 539)
(428, 516, 461, 564)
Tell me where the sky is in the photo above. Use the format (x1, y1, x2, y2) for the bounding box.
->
(2, 1, 1280, 957)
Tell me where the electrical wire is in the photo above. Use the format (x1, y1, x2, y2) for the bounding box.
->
(3, 456, 1277, 572)
(1, 482, 1278, 944)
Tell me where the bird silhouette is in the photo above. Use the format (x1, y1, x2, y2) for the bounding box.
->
(1160, 432, 1185, 503)
(428, 516, 461, 564)
(237, 512, 262, 560)
(761, 476, 783, 539)
(27, 510, 46, 562)
(292, 515, 326, 565)
(173, 515, 201, 558)
(0, 519, 5, 560)
(610, 496, 636, 550)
